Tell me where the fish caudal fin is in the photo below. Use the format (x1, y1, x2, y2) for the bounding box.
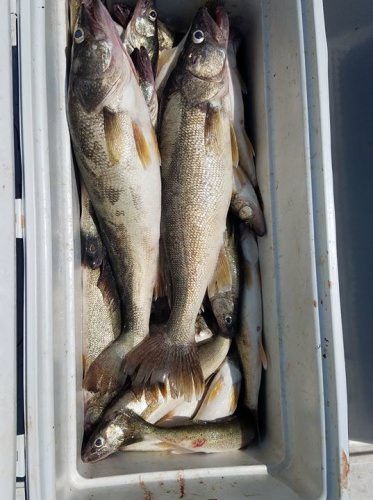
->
(123, 333, 204, 402)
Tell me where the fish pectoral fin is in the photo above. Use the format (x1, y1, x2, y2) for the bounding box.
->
(208, 244, 233, 297)
(132, 121, 153, 168)
(103, 107, 126, 165)
(230, 121, 239, 168)
(259, 341, 268, 370)
(204, 105, 223, 148)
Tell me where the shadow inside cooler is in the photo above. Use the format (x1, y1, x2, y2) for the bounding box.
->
(63, 0, 328, 497)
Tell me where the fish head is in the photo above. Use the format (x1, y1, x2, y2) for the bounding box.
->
(181, 6, 229, 81)
(211, 295, 237, 338)
(82, 411, 126, 463)
(131, 0, 158, 39)
(70, 0, 128, 111)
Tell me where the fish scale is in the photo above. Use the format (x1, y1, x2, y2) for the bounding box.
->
(123, 6, 232, 401)
(67, 0, 161, 400)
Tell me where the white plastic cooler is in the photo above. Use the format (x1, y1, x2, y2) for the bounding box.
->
(13, 0, 350, 498)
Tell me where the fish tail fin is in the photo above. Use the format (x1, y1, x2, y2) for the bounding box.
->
(123, 332, 204, 402)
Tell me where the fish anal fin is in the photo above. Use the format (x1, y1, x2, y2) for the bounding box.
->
(132, 121, 152, 168)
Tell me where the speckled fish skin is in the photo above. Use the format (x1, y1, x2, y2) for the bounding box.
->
(236, 225, 267, 414)
(124, 0, 159, 72)
(82, 408, 254, 462)
(157, 20, 174, 51)
(81, 183, 121, 374)
(131, 47, 158, 128)
(68, 0, 161, 398)
(123, 6, 232, 401)
(208, 225, 240, 338)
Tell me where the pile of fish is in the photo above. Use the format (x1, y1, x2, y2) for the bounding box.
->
(67, 0, 267, 463)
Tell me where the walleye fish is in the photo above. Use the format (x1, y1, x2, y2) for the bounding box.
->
(208, 224, 239, 338)
(123, 6, 232, 400)
(124, 0, 159, 73)
(236, 225, 267, 415)
(131, 47, 158, 128)
(226, 30, 257, 188)
(81, 183, 121, 373)
(82, 408, 254, 462)
(231, 165, 266, 236)
(68, 0, 161, 400)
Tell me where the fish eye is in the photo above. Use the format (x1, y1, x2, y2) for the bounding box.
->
(148, 9, 157, 21)
(224, 315, 233, 326)
(192, 30, 204, 44)
(74, 28, 85, 44)
(94, 437, 104, 448)
(88, 243, 96, 253)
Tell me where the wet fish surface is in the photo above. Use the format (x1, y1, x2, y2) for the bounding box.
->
(123, 6, 233, 401)
(68, 0, 161, 401)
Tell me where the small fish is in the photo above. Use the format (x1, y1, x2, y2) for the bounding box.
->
(208, 225, 239, 338)
(123, 5, 232, 401)
(235, 225, 267, 415)
(231, 166, 266, 236)
(81, 183, 121, 373)
(194, 356, 241, 421)
(68, 0, 161, 401)
(124, 0, 159, 73)
(82, 408, 255, 462)
(131, 47, 158, 128)
(226, 30, 257, 188)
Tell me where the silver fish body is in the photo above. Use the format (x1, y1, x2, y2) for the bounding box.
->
(68, 0, 161, 399)
(123, 6, 232, 401)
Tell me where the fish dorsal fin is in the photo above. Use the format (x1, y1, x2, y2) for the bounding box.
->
(132, 121, 152, 168)
(103, 107, 126, 165)
(230, 121, 239, 168)
(208, 244, 233, 297)
(259, 341, 268, 370)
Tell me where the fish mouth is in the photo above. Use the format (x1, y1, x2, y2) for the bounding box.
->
(80, 0, 111, 40)
(203, 4, 229, 44)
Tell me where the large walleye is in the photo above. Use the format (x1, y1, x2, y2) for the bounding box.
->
(80, 183, 121, 373)
(82, 407, 254, 462)
(236, 225, 267, 415)
(123, 6, 232, 400)
(68, 0, 161, 399)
